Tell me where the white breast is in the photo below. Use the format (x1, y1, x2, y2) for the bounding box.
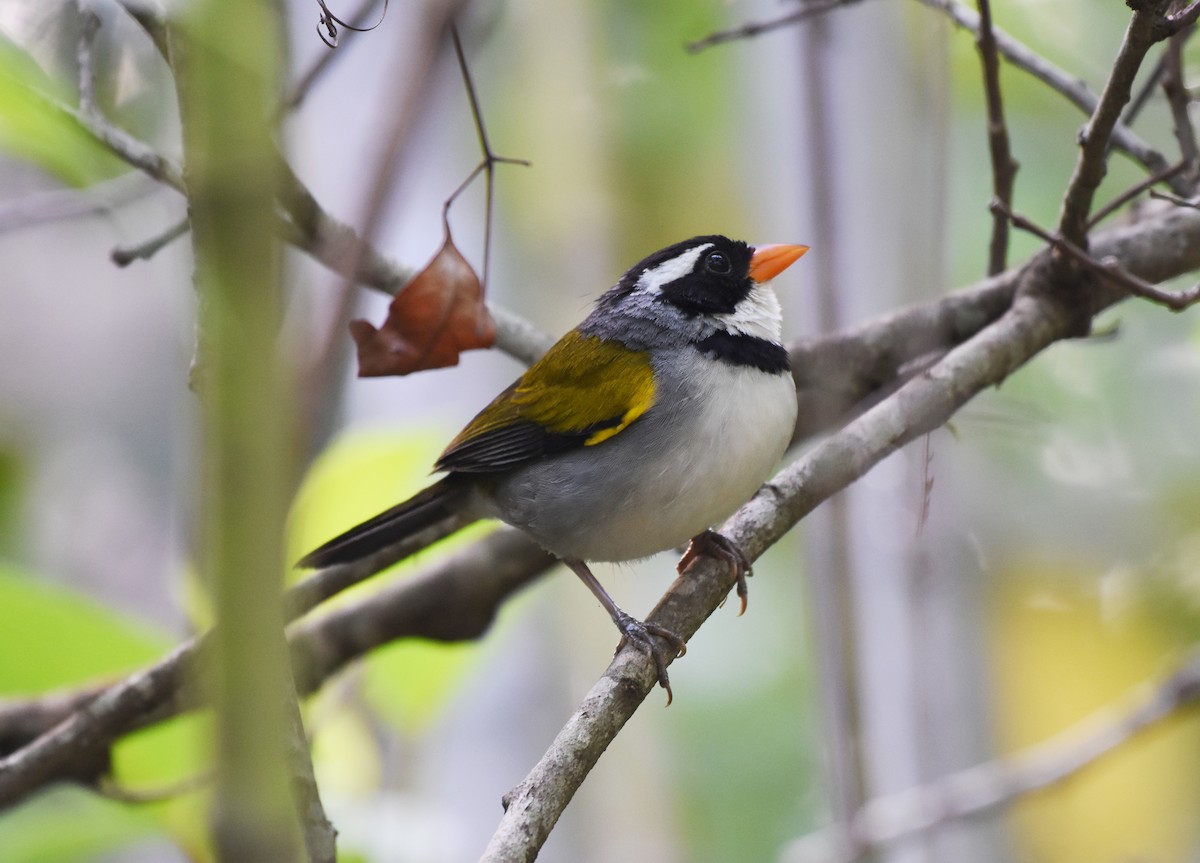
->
(489, 355, 798, 563)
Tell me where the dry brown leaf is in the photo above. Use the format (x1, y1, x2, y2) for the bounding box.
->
(350, 230, 496, 376)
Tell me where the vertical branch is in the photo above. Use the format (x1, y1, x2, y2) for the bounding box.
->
(175, 1, 302, 860)
(75, 0, 101, 114)
(1057, 3, 1168, 245)
(1162, 27, 1198, 180)
(976, 0, 1018, 274)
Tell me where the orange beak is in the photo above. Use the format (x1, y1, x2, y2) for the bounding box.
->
(749, 244, 809, 283)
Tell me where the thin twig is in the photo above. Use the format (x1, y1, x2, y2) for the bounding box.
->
(447, 25, 531, 289)
(315, 0, 389, 48)
(36, 89, 185, 192)
(997, 199, 1200, 311)
(914, 0, 1184, 193)
(975, 0, 1018, 275)
(1087, 159, 1187, 227)
(1122, 51, 1165, 128)
(685, 0, 867, 53)
(111, 216, 190, 266)
(1150, 187, 1200, 208)
(76, 0, 102, 114)
(914, 434, 934, 536)
(0, 171, 157, 234)
(1057, 4, 1171, 244)
(781, 647, 1200, 863)
(285, 0, 385, 109)
(1161, 0, 1200, 35)
(1162, 29, 1199, 178)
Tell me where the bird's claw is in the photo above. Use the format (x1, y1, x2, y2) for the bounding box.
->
(614, 612, 686, 706)
(678, 529, 752, 616)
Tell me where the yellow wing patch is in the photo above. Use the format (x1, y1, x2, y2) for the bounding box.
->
(441, 331, 656, 462)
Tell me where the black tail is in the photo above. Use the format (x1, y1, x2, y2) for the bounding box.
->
(297, 476, 466, 568)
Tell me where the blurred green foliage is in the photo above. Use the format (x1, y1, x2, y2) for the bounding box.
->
(0, 566, 203, 860)
(0, 35, 125, 186)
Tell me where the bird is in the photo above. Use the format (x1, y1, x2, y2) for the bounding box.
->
(300, 235, 808, 700)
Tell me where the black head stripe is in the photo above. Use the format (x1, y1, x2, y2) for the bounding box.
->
(611, 236, 755, 316)
(656, 236, 754, 315)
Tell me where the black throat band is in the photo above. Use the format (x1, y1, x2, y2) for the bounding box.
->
(695, 331, 790, 374)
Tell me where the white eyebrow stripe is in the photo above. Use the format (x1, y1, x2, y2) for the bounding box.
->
(634, 243, 712, 294)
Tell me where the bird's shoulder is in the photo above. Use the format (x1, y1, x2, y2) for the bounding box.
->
(435, 330, 657, 472)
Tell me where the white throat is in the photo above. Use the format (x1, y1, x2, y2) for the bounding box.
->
(715, 282, 783, 342)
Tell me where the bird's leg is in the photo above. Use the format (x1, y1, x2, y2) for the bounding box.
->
(564, 558, 686, 704)
(678, 529, 752, 616)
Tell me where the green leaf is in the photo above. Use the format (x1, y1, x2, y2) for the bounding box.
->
(109, 714, 214, 861)
(0, 565, 168, 694)
(362, 639, 476, 737)
(290, 427, 492, 731)
(0, 568, 212, 860)
(0, 787, 159, 863)
(0, 35, 125, 186)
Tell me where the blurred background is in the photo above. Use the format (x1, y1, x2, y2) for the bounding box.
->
(2, 0, 1200, 861)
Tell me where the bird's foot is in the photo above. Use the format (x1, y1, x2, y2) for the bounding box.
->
(614, 612, 687, 706)
(678, 529, 752, 616)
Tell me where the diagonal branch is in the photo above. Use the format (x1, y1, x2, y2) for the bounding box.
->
(477, 203, 1200, 862)
(1162, 28, 1199, 179)
(1057, 2, 1172, 244)
(975, 0, 1019, 275)
(685, 0, 868, 53)
(781, 647, 1200, 862)
(914, 0, 1186, 193)
(998, 199, 1200, 310)
(1, 205, 1199, 814)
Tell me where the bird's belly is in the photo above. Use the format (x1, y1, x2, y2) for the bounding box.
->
(489, 363, 797, 562)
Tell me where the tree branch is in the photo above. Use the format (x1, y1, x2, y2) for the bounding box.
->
(478, 203, 1200, 861)
(975, 0, 1018, 275)
(1, 205, 1199, 814)
(914, 0, 1186, 193)
(685, 0, 867, 53)
(1057, 2, 1172, 244)
(781, 647, 1200, 862)
(998, 199, 1200, 310)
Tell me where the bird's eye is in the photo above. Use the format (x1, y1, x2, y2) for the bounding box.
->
(705, 251, 731, 274)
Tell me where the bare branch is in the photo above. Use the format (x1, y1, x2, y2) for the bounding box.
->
(914, 0, 1184, 192)
(40, 90, 185, 192)
(0, 528, 555, 810)
(685, 0, 868, 53)
(975, 0, 1018, 275)
(1162, 29, 1199, 178)
(447, 25, 531, 290)
(998, 199, 1200, 310)
(1162, 0, 1200, 35)
(1087, 158, 1187, 227)
(781, 648, 1200, 862)
(75, 0, 102, 113)
(0, 172, 157, 234)
(478, 204, 1200, 862)
(111, 217, 190, 266)
(285, 0, 385, 109)
(1151, 187, 1200, 208)
(1122, 50, 1166, 128)
(1057, 4, 1170, 244)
